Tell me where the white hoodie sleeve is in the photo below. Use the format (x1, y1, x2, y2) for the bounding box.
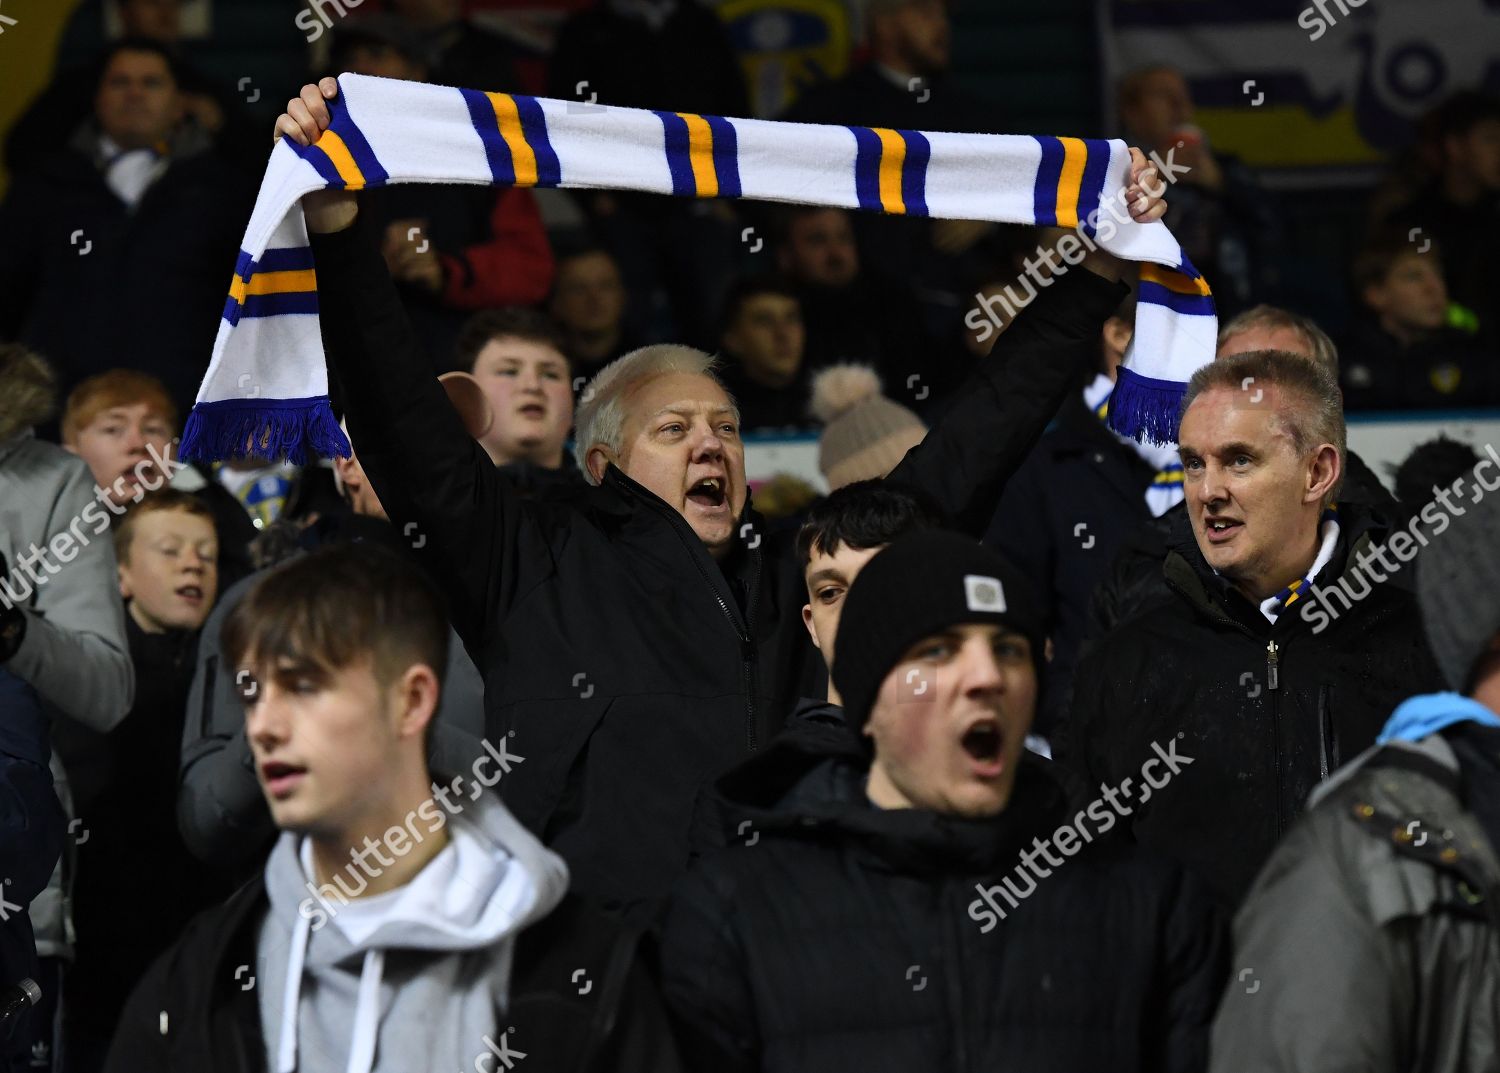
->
(7, 447, 133, 730)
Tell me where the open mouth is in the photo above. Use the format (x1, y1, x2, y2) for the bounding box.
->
(686, 476, 727, 510)
(261, 760, 307, 797)
(517, 403, 545, 419)
(1204, 517, 1243, 544)
(960, 718, 1005, 777)
(175, 584, 204, 603)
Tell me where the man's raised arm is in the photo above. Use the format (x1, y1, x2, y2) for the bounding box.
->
(280, 79, 547, 645)
(887, 148, 1168, 535)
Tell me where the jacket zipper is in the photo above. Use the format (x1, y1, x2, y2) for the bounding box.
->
(1267, 638, 1285, 835)
(606, 469, 762, 752)
(943, 885, 971, 1072)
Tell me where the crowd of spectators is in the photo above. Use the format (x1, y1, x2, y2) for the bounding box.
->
(1, 1, 1498, 1071)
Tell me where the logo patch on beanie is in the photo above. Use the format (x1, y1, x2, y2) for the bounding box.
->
(964, 575, 1006, 613)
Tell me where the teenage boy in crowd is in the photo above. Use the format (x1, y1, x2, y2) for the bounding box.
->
(455, 307, 583, 492)
(106, 544, 681, 1072)
(177, 419, 487, 873)
(274, 78, 1169, 909)
(662, 531, 1225, 1072)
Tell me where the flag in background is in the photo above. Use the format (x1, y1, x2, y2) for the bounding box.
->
(1100, 0, 1500, 182)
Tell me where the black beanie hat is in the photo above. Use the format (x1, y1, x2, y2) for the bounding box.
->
(831, 530, 1045, 731)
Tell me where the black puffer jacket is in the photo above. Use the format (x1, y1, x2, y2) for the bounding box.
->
(103, 882, 680, 1073)
(312, 211, 1126, 908)
(1066, 501, 1444, 905)
(660, 732, 1227, 1073)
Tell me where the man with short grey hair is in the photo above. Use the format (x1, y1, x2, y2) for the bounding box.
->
(1067, 349, 1442, 905)
(277, 79, 1171, 908)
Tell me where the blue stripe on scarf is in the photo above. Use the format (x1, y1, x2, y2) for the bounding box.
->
(899, 129, 930, 216)
(462, 88, 516, 185)
(1106, 365, 1186, 445)
(655, 111, 696, 197)
(179, 397, 351, 465)
(706, 115, 741, 198)
(240, 292, 319, 319)
(1139, 282, 1217, 316)
(254, 247, 316, 273)
(330, 105, 389, 186)
(514, 96, 562, 186)
(1076, 141, 1110, 238)
(287, 136, 343, 187)
(1032, 136, 1065, 227)
(851, 126, 883, 212)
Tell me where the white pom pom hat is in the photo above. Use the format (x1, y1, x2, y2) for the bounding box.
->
(809, 363, 928, 490)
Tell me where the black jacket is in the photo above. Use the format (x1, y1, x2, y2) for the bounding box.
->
(1338, 317, 1498, 411)
(0, 129, 253, 414)
(986, 390, 1157, 737)
(1066, 501, 1444, 904)
(311, 209, 1126, 908)
(103, 883, 681, 1073)
(660, 729, 1226, 1073)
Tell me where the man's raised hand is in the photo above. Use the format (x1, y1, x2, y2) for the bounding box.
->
(274, 77, 358, 233)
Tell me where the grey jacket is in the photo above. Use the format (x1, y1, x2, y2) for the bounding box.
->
(1210, 731, 1500, 1072)
(0, 431, 133, 731)
(1, 427, 134, 959)
(177, 565, 488, 869)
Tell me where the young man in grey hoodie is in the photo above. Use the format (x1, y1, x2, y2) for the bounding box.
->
(104, 543, 681, 1073)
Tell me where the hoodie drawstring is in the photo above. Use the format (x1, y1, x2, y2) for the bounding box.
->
(345, 949, 386, 1073)
(277, 911, 313, 1073)
(276, 918, 387, 1073)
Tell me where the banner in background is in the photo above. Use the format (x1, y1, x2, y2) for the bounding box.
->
(1101, 0, 1500, 181)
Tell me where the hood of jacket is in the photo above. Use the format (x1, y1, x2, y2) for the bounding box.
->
(260, 787, 568, 1073)
(1377, 692, 1500, 745)
(0, 346, 57, 445)
(710, 721, 1074, 877)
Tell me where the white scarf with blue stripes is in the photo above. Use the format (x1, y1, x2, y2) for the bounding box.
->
(181, 72, 1217, 463)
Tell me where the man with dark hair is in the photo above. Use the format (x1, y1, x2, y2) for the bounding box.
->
(1209, 471, 1500, 1069)
(716, 275, 810, 432)
(1068, 350, 1443, 905)
(108, 544, 682, 1073)
(772, 206, 934, 399)
(1339, 228, 1495, 410)
(549, 245, 638, 376)
(663, 531, 1225, 1073)
(1117, 64, 1279, 316)
(0, 40, 253, 412)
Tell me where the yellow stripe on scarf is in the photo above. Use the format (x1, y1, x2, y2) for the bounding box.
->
(487, 93, 540, 186)
(874, 128, 907, 214)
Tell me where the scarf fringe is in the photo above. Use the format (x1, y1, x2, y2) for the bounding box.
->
(1105, 366, 1186, 446)
(180, 398, 350, 464)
